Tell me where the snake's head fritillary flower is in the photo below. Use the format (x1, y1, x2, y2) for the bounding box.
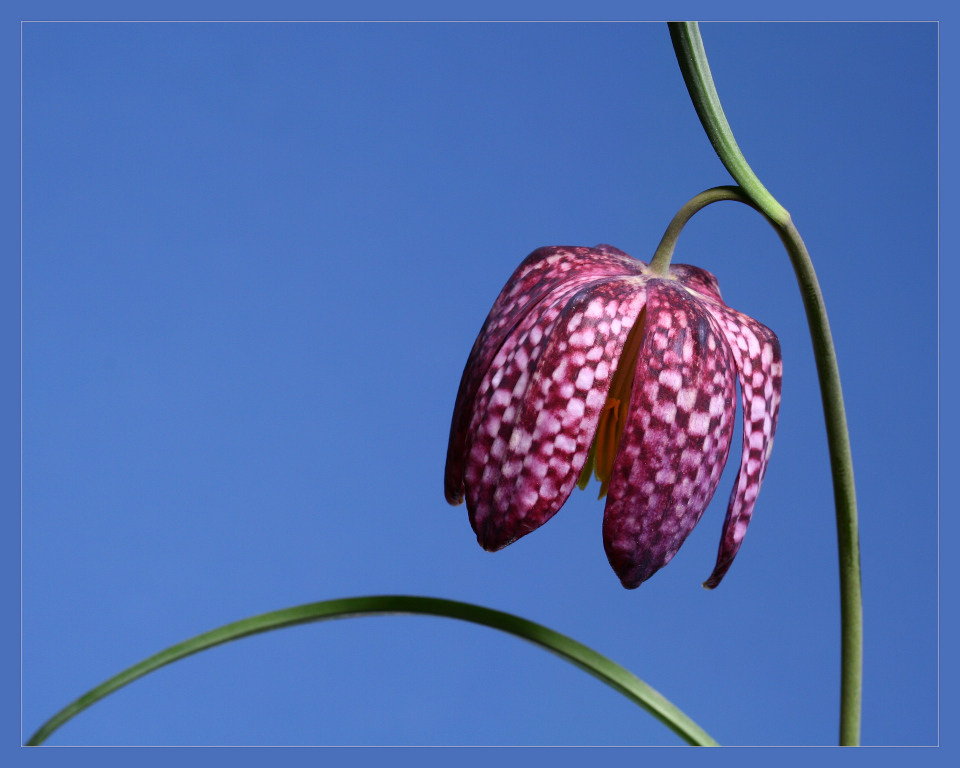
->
(444, 245, 782, 589)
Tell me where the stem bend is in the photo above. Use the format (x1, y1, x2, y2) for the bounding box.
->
(649, 185, 761, 274)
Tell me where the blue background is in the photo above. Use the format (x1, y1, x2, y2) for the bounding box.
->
(20, 20, 939, 747)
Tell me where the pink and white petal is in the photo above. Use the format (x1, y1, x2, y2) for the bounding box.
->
(461, 275, 608, 542)
(602, 281, 737, 589)
(460, 267, 628, 505)
(669, 263, 725, 303)
(592, 243, 643, 265)
(699, 299, 783, 588)
(470, 277, 649, 550)
(445, 246, 643, 504)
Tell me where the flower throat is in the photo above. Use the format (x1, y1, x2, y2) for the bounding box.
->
(577, 307, 648, 498)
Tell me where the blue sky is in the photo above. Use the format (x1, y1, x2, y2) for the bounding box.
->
(20, 20, 939, 748)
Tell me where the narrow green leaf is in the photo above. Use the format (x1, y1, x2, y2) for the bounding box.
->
(26, 595, 718, 746)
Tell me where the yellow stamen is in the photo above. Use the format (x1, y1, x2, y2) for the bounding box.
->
(576, 436, 597, 490)
(588, 307, 647, 498)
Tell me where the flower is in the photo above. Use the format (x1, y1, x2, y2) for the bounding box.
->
(444, 244, 782, 589)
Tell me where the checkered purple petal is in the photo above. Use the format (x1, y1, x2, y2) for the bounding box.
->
(602, 281, 737, 588)
(445, 245, 644, 504)
(699, 298, 783, 588)
(668, 263, 725, 303)
(466, 276, 649, 550)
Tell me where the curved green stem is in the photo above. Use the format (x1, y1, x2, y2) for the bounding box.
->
(649, 185, 757, 274)
(25, 595, 718, 747)
(668, 23, 862, 746)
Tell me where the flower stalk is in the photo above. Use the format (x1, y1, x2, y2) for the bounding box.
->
(649, 186, 763, 275)
(668, 22, 863, 745)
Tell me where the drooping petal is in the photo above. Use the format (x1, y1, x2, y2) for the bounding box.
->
(465, 276, 649, 551)
(445, 245, 644, 504)
(460, 270, 632, 515)
(462, 275, 604, 526)
(602, 281, 737, 589)
(698, 298, 783, 588)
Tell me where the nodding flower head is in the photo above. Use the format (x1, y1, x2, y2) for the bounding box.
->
(444, 245, 782, 589)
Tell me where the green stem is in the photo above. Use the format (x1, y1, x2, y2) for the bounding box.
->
(668, 23, 862, 746)
(649, 185, 756, 274)
(668, 23, 790, 228)
(25, 595, 718, 747)
(777, 219, 863, 748)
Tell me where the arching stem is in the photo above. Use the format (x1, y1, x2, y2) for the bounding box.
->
(649, 185, 759, 274)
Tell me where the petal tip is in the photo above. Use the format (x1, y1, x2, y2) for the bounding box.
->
(475, 527, 517, 553)
(702, 564, 727, 590)
(606, 553, 656, 590)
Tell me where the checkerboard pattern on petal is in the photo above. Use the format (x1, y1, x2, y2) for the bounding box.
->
(445, 245, 782, 589)
(602, 281, 737, 588)
(697, 297, 783, 588)
(446, 245, 644, 505)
